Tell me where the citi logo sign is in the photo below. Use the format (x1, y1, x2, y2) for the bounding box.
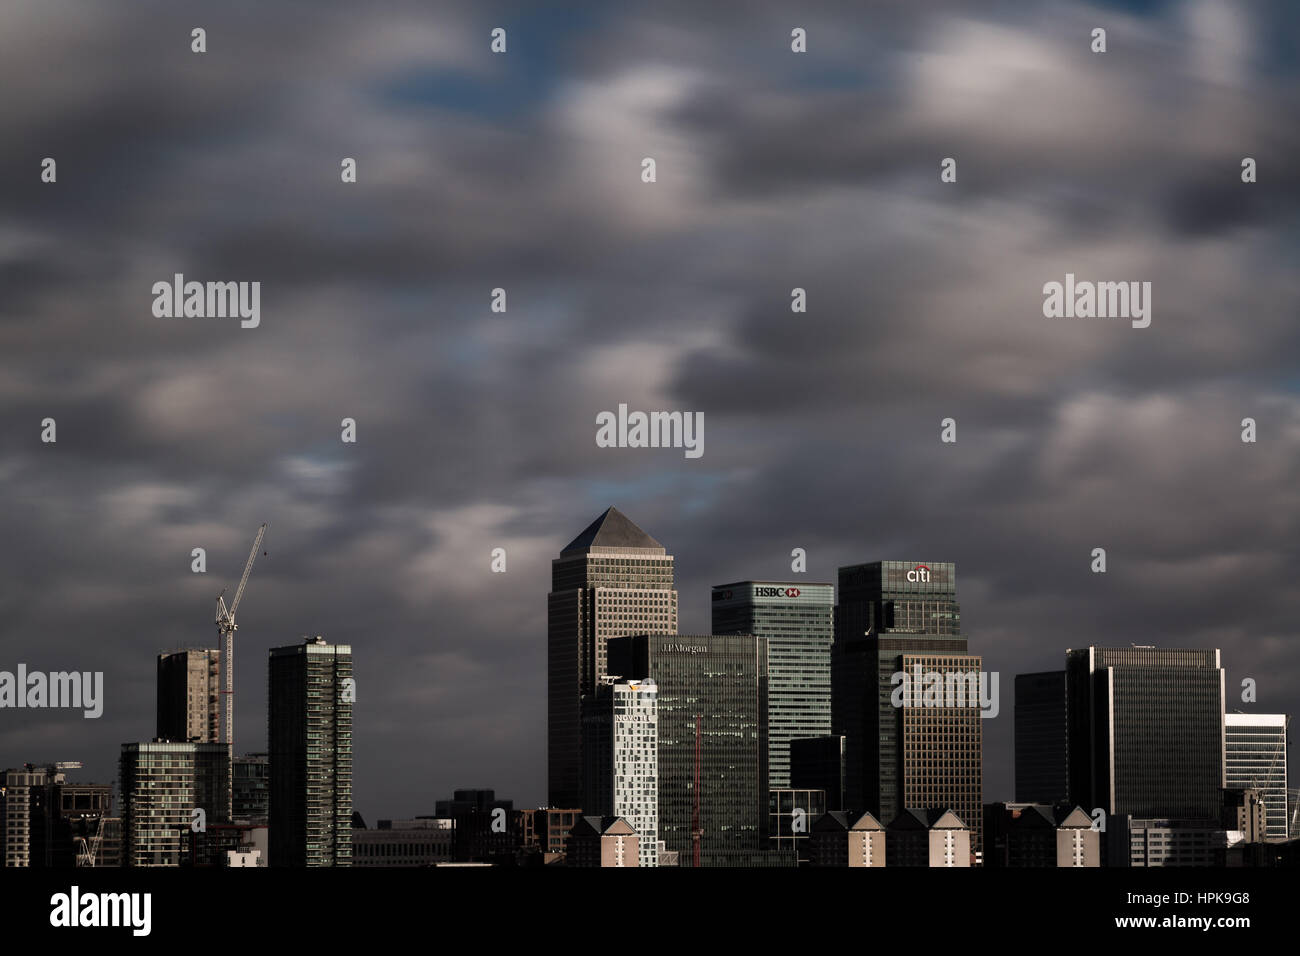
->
(754, 586, 800, 598)
(906, 565, 931, 583)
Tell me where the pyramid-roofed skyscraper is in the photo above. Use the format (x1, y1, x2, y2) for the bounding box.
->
(548, 507, 676, 808)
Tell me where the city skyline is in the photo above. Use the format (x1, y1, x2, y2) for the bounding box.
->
(1, 0, 1297, 827)
(1, 504, 1295, 823)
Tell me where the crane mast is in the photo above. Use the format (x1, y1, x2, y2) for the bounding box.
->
(215, 523, 267, 820)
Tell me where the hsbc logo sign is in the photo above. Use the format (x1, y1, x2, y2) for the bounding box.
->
(906, 565, 932, 583)
(754, 586, 800, 598)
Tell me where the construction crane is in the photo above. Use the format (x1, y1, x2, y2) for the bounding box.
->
(75, 805, 109, 867)
(215, 523, 267, 819)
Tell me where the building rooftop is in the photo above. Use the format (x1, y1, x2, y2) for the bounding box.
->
(561, 507, 664, 556)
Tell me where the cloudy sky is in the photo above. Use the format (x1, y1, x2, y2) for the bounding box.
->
(1, 0, 1297, 821)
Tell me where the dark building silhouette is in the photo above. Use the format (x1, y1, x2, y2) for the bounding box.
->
(1066, 646, 1224, 819)
(983, 802, 1099, 867)
(436, 789, 518, 863)
(1014, 671, 1068, 803)
(791, 735, 847, 811)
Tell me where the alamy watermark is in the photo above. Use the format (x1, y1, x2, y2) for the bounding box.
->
(1042, 273, 1151, 328)
(0, 665, 103, 718)
(50, 886, 150, 936)
(890, 665, 1000, 718)
(595, 403, 703, 459)
(151, 274, 260, 328)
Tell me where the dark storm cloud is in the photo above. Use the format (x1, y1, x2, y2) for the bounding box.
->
(0, 0, 1296, 818)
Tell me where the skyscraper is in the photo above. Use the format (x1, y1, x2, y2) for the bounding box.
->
(608, 633, 779, 866)
(268, 636, 353, 867)
(119, 742, 229, 866)
(156, 648, 220, 743)
(1014, 671, 1068, 803)
(1224, 713, 1289, 841)
(1065, 646, 1224, 820)
(548, 507, 676, 807)
(712, 581, 834, 788)
(582, 676, 659, 866)
(831, 561, 984, 859)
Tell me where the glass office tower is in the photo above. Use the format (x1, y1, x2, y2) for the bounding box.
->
(608, 633, 775, 866)
(1224, 713, 1288, 841)
(712, 581, 834, 788)
(832, 561, 983, 860)
(1066, 646, 1224, 820)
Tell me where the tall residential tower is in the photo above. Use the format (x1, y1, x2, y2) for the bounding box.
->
(156, 649, 221, 743)
(268, 637, 354, 866)
(582, 677, 659, 866)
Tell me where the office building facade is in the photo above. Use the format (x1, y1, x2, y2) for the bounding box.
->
(548, 507, 676, 807)
(832, 561, 983, 860)
(608, 633, 772, 866)
(1066, 646, 1224, 819)
(1224, 713, 1288, 841)
(712, 581, 834, 788)
(269, 637, 353, 867)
